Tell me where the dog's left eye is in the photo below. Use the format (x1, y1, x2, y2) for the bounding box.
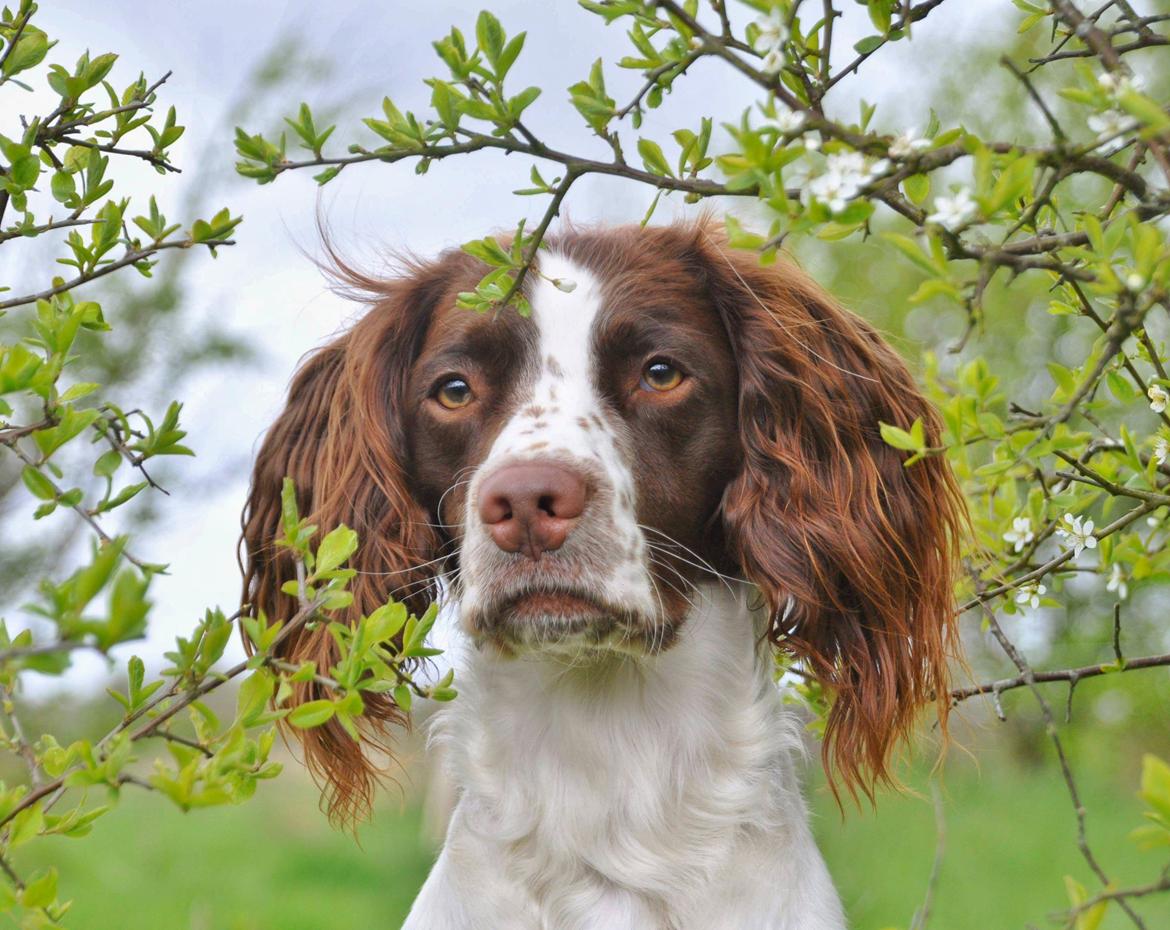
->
(435, 377, 474, 409)
(640, 359, 684, 393)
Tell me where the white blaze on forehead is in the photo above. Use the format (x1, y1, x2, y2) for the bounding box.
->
(489, 251, 607, 461)
(463, 251, 655, 616)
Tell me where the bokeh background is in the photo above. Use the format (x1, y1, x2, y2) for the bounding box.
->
(1, 2, 1168, 928)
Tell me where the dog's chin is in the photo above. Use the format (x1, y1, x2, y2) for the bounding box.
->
(467, 588, 675, 656)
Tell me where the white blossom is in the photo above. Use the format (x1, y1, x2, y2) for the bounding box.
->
(752, 8, 788, 74)
(761, 47, 784, 74)
(926, 187, 978, 231)
(1003, 516, 1035, 553)
(889, 128, 931, 159)
(1155, 436, 1169, 466)
(1106, 563, 1129, 600)
(774, 107, 806, 134)
(1087, 109, 1136, 155)
(1015, 582, 1046, 610)
(1097, 70, 1145, 97)
(805, 151, 888, 214)
(802, 131, 821, 151)
(1125, 272, 1146, 292)
(1149, 384, 1169, 414)
(1056, 512, 1098, 557)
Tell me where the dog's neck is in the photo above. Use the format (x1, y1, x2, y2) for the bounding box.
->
(431, 584, 828, 928)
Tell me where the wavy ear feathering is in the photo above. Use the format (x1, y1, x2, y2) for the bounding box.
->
(696, 229, 966, 801)
(240, 257, 454, 824)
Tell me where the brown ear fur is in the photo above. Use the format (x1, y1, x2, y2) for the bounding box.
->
(697, 229, 965, 800)
(240, 261, 449, 824)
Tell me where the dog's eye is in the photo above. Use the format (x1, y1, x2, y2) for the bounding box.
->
(640, 360, 684, 393)
(436, 377, 474, 409)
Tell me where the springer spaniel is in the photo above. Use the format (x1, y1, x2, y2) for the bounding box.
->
(242, 222, 963, 930)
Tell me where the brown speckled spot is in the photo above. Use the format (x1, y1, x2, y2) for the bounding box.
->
(590, 414, 605, 430)
(548, 385, 558, 402)
(533, 421, 548, 429)
(546, 356, 565, 378)
(577, 417, 591, 430)
(525, 405, 545, 418)
(527, 441, 549, 451)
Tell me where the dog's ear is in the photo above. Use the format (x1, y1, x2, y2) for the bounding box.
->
(241, 265, 447, 824)
(696, 229, 965, 800)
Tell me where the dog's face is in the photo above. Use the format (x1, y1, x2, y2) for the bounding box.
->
(406, 247, 739, 654)
(241, 222, 964, 820)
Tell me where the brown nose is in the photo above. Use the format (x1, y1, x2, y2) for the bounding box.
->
(477, 462, 588, 560)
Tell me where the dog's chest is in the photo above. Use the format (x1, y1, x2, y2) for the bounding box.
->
(436, 593, 809, 928)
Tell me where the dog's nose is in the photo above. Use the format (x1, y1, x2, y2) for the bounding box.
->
(477, 462, 588, 560)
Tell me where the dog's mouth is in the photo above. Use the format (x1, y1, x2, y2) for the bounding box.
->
(503, 588, 607, 620)
(466, 582, 672, 653)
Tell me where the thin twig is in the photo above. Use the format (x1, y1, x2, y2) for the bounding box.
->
(950, 651, 1170, 703)
(0, 237, 235, 312)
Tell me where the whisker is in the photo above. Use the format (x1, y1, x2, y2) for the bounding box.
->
(351, 548, 457, 577)
(648, 555, 699, 611)
(638, 526, 749, 594)
(434, 475, 475, 531)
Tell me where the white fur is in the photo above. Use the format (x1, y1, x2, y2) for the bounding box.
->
(405, 586, 846, 930)
(404, 251, 847, 929)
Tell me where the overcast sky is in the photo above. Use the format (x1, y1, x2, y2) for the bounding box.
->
(5, 1, 1001, 692)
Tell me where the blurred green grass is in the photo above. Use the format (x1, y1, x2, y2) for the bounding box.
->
(14, 738, 1169, 930)
(813, 750, 1168, 930)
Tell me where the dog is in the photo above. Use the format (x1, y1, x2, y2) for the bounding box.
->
(241, 221, 964, 929)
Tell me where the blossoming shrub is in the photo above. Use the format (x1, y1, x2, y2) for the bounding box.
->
(0, 3, 448, 925)
(236, 1, 1170, 924)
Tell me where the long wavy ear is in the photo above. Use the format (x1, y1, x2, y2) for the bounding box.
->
(241, 264, 447, 824)
(697, 228, 965, 800)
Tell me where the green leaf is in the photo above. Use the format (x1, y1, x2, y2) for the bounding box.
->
(509, 85, 541, 119)
(853, 35, 884, 55)
(881, 232, 942, 275)
(903, 173, 930, 205)
(476, 10, 506, 69)
(50, 169, 77, 204)
(637, 138, 672, 177)
(20, 867, 56, 909)
(93, 449, 123, 479)
(9, 803, 44, 849)
(1118, 90, 1170, 133)
(1140, 754, 1170, 821)
(879, 421, 923, 452)
(1, 29, 50, 78)
(10, 153, 41, 187)
(867, 0, 893, 33)
(287, 699, 336, 728)
(21, 465, 57, 501)
(496, 32, 526, 79)
(1105, 370, 1136, 402)
(280, 477, 300, 540)
(315, 524, 358, 575)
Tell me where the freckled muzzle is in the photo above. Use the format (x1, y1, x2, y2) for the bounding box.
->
(459, 455, 647, 646)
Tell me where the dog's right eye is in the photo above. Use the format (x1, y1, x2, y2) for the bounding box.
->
(435, 377, 474, 410)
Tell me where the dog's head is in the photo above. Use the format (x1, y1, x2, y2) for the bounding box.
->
(241, 222, 964, 821)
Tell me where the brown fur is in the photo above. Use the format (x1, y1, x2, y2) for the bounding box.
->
(240, 221, 965, 823)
